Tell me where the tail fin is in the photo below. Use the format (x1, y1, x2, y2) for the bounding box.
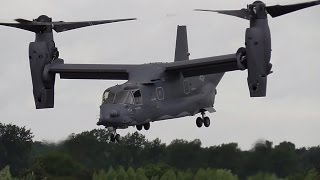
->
(174, 25, 190, 62)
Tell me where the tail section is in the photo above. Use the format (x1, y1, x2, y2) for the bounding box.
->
(174, 25, 190, 62)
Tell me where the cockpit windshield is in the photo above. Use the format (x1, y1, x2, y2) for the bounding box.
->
(102, 89, 143, 105)
(114, 91, 133, 104)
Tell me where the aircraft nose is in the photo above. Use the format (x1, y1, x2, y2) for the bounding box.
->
(99, 107, 119, 121)
(110, 110, 119, 117)
(98, 104, 132, 126)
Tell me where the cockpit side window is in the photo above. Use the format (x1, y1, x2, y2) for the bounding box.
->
(103, 91, 109, 102)
(126, 92, 134, 105)
(102, 90, 115, 104)
(133, 90, 143, 105)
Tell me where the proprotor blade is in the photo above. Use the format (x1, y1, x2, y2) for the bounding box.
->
(0, 16, 51, 33)
(195, 9, 251, 20)
(14, 18, 33, 24)
(266, 0, 320, 18)
(0, 17, 137, 33)
(195, 0, 320, 20)
(52, 18, 137, 33)
(0, 22, 45, 33)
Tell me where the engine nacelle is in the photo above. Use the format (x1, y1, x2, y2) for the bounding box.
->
(29, 41, 59, 109)
(245, 19, 272, 97)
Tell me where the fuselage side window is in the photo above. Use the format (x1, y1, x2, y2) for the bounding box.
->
(133, 90, 143, 105)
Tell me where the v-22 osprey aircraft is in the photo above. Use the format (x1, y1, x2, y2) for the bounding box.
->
(1, 1, 319, 142)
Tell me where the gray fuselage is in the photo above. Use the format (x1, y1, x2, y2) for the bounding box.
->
(97, 63, 224, 129)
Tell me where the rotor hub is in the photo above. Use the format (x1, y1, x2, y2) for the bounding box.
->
(249, 1, 267, 19)
(35, 15, 52, 22)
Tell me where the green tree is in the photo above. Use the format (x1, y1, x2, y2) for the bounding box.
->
(205, 143, 242, 172)
(301, 146, 320, 172)
(285, 172, 305, 180)
(32, 141, 60, 157)
(241, 140, 273, 177)
(62, 129, 111, 170)
(106, 167, 116, 180)
(93, 170, 107, 180)
(271, 141, 299, 177)
(103, 132, 148, 169)
(0, 123, 33, 176)
(117, 166, 128, 180)
(142, 138, 166, 164)
(127, 167, 136, 180)
(194, 168, 207, 180)
(214, 169, 238, 180)
(30, 152, 85, 179)
(151, 176, 159, 180)
(177, 170, 193, 180)
(136, 168, 148, 180)
(247, 172, 278, 180)
(160, 169, 176, 180)
(0, 166, 14, 180)
(206, 169, 217, 180)
(22, 172, 36, 180)
(304, 169, 320, 180)
(144, 163, 171, 179)
(165, 139, 203, 169)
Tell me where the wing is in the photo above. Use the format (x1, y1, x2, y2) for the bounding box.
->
(49, 63, 138, 80)
(29, 59, 138, 109)
(165, 53, 242, 77)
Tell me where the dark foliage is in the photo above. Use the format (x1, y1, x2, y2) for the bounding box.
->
(0, 123, 33, 176)
(1, 123, 320, 179)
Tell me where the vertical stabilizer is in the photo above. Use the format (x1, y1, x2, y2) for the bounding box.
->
(174, 25, 190, 62)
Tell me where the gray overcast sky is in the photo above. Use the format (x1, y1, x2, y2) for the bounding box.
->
(0, 0, 319, 150)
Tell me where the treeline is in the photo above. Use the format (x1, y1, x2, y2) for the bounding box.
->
(0, 122, 320, 180)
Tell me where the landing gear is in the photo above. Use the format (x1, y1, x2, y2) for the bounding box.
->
(143, 122, 150, 130)
(136, 125, 143, 131)
(110, 133, 121, 142)
(196, 111, 211, 128)
(203, 117, 210, 127)
(136, 122, 150, 131)
(196, 117, 203, 128)
(108, 127, 121, 142)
